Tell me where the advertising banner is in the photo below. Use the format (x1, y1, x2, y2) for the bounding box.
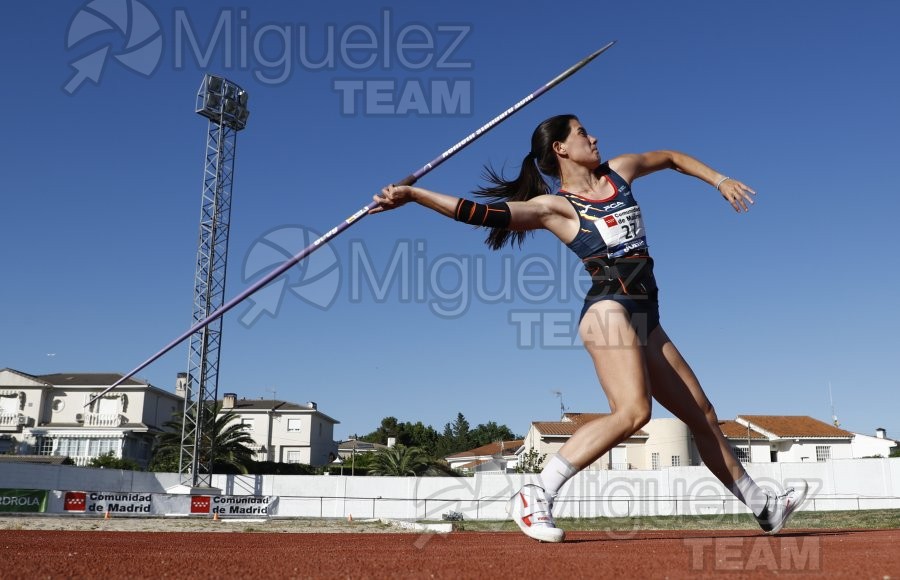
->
(210, 495, 277, 516)
(0, 489, 48, 513)
(190, 495, 211, 514)
(63, 491, 152, 515)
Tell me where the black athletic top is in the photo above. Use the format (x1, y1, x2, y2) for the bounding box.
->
(558, 163, 649, 260)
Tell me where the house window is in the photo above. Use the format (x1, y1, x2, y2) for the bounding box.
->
(0, 396, 18, 413)
(55, 437, 118, 458)
(318, 423, 322, 436)
(241, 418, 254, 431)
(37, 437, 54, 456)
(286, 450, 303, 464)
(651, 452, 660, 470)
(671, 455, 681, 467)
(287, 418, 303, 432)
(97, 397, 118, 415)
(732, 446, 750, 462)
(815, 445, 831, 462)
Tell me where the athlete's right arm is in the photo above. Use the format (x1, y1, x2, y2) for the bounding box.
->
(372, 185, 577, 238)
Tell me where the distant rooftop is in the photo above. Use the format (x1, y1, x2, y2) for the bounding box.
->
(39, 373, 144, 386)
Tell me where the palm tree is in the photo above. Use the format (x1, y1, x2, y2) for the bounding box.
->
(149, 404, 257, 474)
(368, 444, 431, 476)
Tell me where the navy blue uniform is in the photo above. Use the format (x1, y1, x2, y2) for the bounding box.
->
(558, 163, 660, 338)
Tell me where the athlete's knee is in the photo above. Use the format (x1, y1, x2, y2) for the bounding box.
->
(684, 400, 720, 433)
(616, 399, 651, 435)
(700, 400, 720, 426)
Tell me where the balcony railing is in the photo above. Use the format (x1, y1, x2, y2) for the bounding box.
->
(84, 413, 124, 427)
(0, 413, 25, 427)
(608, 462, 633, 470)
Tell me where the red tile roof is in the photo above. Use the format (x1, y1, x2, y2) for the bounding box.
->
(563, 413, 608, 425)
(535, 414, 648, 437)
(446, 440, 524, 459)
(718, 420, 767, 440)
(456, 459, 489, 470)
(739, 415, 853, 438)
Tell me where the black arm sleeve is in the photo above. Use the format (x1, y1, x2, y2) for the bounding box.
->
(453, 199, 511, 228)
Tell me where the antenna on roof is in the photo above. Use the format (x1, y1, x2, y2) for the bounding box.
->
(551, 390, 567, 420)
(829, 382, 840, 427)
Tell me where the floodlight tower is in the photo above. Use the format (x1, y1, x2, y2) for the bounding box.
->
(180, 75, 250, 488)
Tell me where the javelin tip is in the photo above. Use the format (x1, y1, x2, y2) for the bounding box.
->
(587, 40, 617, 60)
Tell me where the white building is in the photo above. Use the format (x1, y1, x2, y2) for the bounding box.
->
(2, 368, 343, 470)
(640, 417, 697, 469)
(219, 393, 339, 467)
(734, 415, 856, 463)
(850, 427, 898, 458)
(0, 368, 182, 468)
(445, 439, 524, 473)
(524, 413, 648, 470)
(521, 412, 894, 470)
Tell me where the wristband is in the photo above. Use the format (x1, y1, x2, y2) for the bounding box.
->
(715, 176, 731, 191)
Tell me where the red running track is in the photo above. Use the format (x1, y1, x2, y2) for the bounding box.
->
(0, 529, 898, 579)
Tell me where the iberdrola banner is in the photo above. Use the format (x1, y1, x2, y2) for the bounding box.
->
(0, 489, 48, 513)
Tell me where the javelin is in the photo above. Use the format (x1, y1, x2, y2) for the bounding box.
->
(88, 40, 617, 405)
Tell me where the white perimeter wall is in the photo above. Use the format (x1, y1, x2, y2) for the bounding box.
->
(2, 458, 898, 520)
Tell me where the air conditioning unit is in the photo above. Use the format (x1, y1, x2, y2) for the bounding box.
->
(75, 413, 84, 423)
(17, 415, 29, 425)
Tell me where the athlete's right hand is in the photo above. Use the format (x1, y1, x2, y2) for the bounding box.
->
(370, 184, 417, 214)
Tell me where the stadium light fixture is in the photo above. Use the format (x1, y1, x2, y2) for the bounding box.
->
(196, 74, 249, 131)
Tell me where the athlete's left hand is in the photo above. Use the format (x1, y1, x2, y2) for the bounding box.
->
(370, 184, 416, 214)
(718, 178, 756, 213)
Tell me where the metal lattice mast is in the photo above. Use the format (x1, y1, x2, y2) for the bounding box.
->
(180, 75, 249, 488)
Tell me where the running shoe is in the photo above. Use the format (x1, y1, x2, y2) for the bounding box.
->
(508, 484, 565, 543)
(755, 480, 809, 534)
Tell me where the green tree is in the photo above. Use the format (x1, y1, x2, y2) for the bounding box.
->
(403, 421, 440, 456)
(891, 446, 900, 458)
(515, 448, 547, 473)
(361, 416, 403, 445)
(435, 412, 472, 456)
(469, 421, 519, 447)
(88, 452, 141, 471)
(360, 414, 519, 461)
(361, 418, 443, 458)
(368, 444, 431, 476)
(148, 404, 257, 474)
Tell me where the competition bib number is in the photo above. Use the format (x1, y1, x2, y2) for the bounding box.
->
(592, 206, 646, 254)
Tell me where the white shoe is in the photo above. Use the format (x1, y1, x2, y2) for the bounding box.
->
(508, 484, 565, 543)
(755, 480, 809, 535)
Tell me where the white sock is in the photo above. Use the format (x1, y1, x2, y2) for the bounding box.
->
(729, 473, 769, 517)
(539, 454, 578, 496)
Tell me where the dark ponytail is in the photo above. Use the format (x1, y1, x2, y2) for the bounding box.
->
(473, 114, 578, 250)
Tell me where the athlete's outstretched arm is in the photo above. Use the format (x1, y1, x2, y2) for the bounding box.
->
(612, 150, 756, 213)
(371, 185, 573, 233)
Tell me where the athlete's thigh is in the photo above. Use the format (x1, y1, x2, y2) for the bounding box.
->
(645, 325, 715, 423)
(579, 300, 651, 410)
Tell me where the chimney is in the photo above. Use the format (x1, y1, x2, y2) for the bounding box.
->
(175, 373, 187, 397)
(876, 427, 886, 439)
(223, 393, 237, 409)
(387, 437, 396, 448)
(307, 401, 317, 410)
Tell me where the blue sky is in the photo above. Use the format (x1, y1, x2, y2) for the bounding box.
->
(2, 1, 898, 443)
